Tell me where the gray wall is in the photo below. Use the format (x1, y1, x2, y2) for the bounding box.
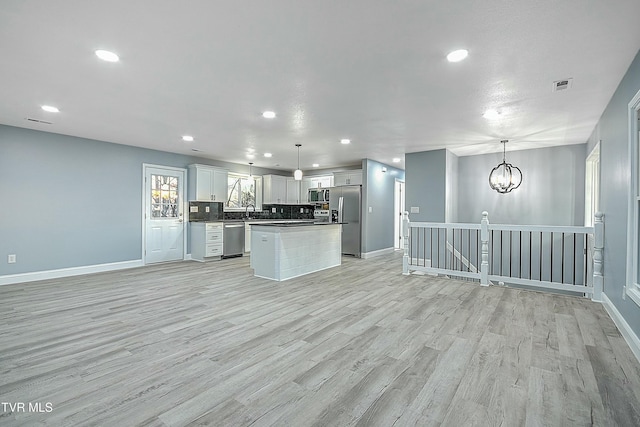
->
(586, 49, 640, 340)
(361, 159, 405, 254)
(457, 144, 586, 226)
(0, 125, 286, 276)
(405, 149, 447, 222)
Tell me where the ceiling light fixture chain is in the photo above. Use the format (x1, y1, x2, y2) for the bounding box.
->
(294, 144, 303, 181)
(488, 140, 522, 193)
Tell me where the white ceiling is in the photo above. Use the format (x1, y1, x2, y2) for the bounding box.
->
(1, 1, 639, 172)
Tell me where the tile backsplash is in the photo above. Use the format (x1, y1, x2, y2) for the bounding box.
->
(224, 204, 315, 220)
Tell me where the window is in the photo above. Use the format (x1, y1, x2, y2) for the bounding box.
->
(226, 173, 262, 211)
(150, 174, 179, 218)
(627, 90, 640, 307)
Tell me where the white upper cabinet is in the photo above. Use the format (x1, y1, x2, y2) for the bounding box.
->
(263, 175, 287, 204)
(333, 170, 363, 186)
(286, 178, 302, 204)
(188, 164, 228, 202)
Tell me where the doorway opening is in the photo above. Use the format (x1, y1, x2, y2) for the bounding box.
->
(394, 179, 406, 249)
(585, 143, 600, 227)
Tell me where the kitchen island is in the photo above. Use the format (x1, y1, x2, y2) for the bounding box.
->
(250, 222, 341, 281)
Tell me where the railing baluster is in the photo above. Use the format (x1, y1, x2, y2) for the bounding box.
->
(491, 230, 494, 275)
(550, 232, 554, 283)
(437, 228, 440, 268)
(519, 231, 522, 279)
(529, 231, 532, 280)
(468, 229, 471, 272)
(584, 235, 588, 288)
(477, 229, 480, 274)
(409, 227, 413, 264)
(500, 231, 503, 276)
(459, 228, 463, 271)
(509, 230, 513, 278)
(561, 232, 565, 284)
(539, 232, 543, 281)
(572, 233, 578, 286)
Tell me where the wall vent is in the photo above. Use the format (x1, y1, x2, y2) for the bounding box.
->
(25, 117, 53, 125)
(552, 78, 573, 92)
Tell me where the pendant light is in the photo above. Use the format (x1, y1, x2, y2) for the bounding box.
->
(294, 143, 303, 180)
(489, 140, 522, 193)
(248, 162, 253, 178)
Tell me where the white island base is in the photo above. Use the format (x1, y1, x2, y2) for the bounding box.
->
(250, 223, 341, 281)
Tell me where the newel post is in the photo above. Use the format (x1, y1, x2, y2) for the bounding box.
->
(592, 212, 604, 302)
(480, 211, 489, 286)
(402, 211, 410, 275)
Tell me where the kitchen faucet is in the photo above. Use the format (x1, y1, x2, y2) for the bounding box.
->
(245, 204, 255, 219)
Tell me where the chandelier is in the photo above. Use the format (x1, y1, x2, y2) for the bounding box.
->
(489, 140, 522, 193)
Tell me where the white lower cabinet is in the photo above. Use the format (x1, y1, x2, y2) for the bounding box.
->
(245, 223, 252, 253)
(190, 222, 223, 261)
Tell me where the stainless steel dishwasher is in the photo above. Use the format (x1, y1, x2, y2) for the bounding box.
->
(223, 222, 245, 257)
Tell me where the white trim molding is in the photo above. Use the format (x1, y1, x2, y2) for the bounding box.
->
(0, 260, 143, 286)
(602, 293, 640, 364)
(626, 88, 640, 305)
(361, 247, 395, 259)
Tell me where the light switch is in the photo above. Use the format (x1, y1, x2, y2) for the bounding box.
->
(368, 206, 373, 213)
(272, 208, 276, 213)
(411, 206, 420, 213)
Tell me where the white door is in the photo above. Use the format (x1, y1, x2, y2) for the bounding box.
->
(144, 165, 186, 263)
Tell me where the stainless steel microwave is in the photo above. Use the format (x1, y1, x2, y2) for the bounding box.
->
(308, 188, 330, 203)
(188, 201, 224, 222)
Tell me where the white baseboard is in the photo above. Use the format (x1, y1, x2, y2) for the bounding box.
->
(0, 260, 144, 286)
(361, 247, 395, 259)
(602, 292, 640, 364)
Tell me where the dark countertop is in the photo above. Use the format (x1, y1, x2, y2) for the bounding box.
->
(227, 219, 316, 223)
(251, 222, 338, 227)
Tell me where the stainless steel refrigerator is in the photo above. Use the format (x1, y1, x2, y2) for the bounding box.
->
(329, 185, 362, 257)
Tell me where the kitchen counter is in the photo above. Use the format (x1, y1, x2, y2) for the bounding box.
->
(250, 223, 341, 281)
(251, 221, 332, 227)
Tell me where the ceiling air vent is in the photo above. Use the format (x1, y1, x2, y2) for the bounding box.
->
(552, 78, 573, 92)
(25, 117, 53, 125)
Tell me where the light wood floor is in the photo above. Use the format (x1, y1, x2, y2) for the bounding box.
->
(1, 253, 639, 426)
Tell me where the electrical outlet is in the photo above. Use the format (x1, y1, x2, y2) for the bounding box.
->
(411, 206, 420, 214)
(8, 254, 16, 264)
(272, 208, 276, 213)
(300, 208, 304, 213)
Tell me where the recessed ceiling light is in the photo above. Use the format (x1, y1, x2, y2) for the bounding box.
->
(446, 49, 468, 63)
(41, 105, 59, 113)
(340, 139, 351, 144)
(264, 152, 273, 158)
(262, 111, 276, 119)
(392, 158, 401, 163)
(312, 163, 319, 168)
(95, 50, 119, 62)
(182, 135, 194, 142)
(482, 109, 501, 120)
